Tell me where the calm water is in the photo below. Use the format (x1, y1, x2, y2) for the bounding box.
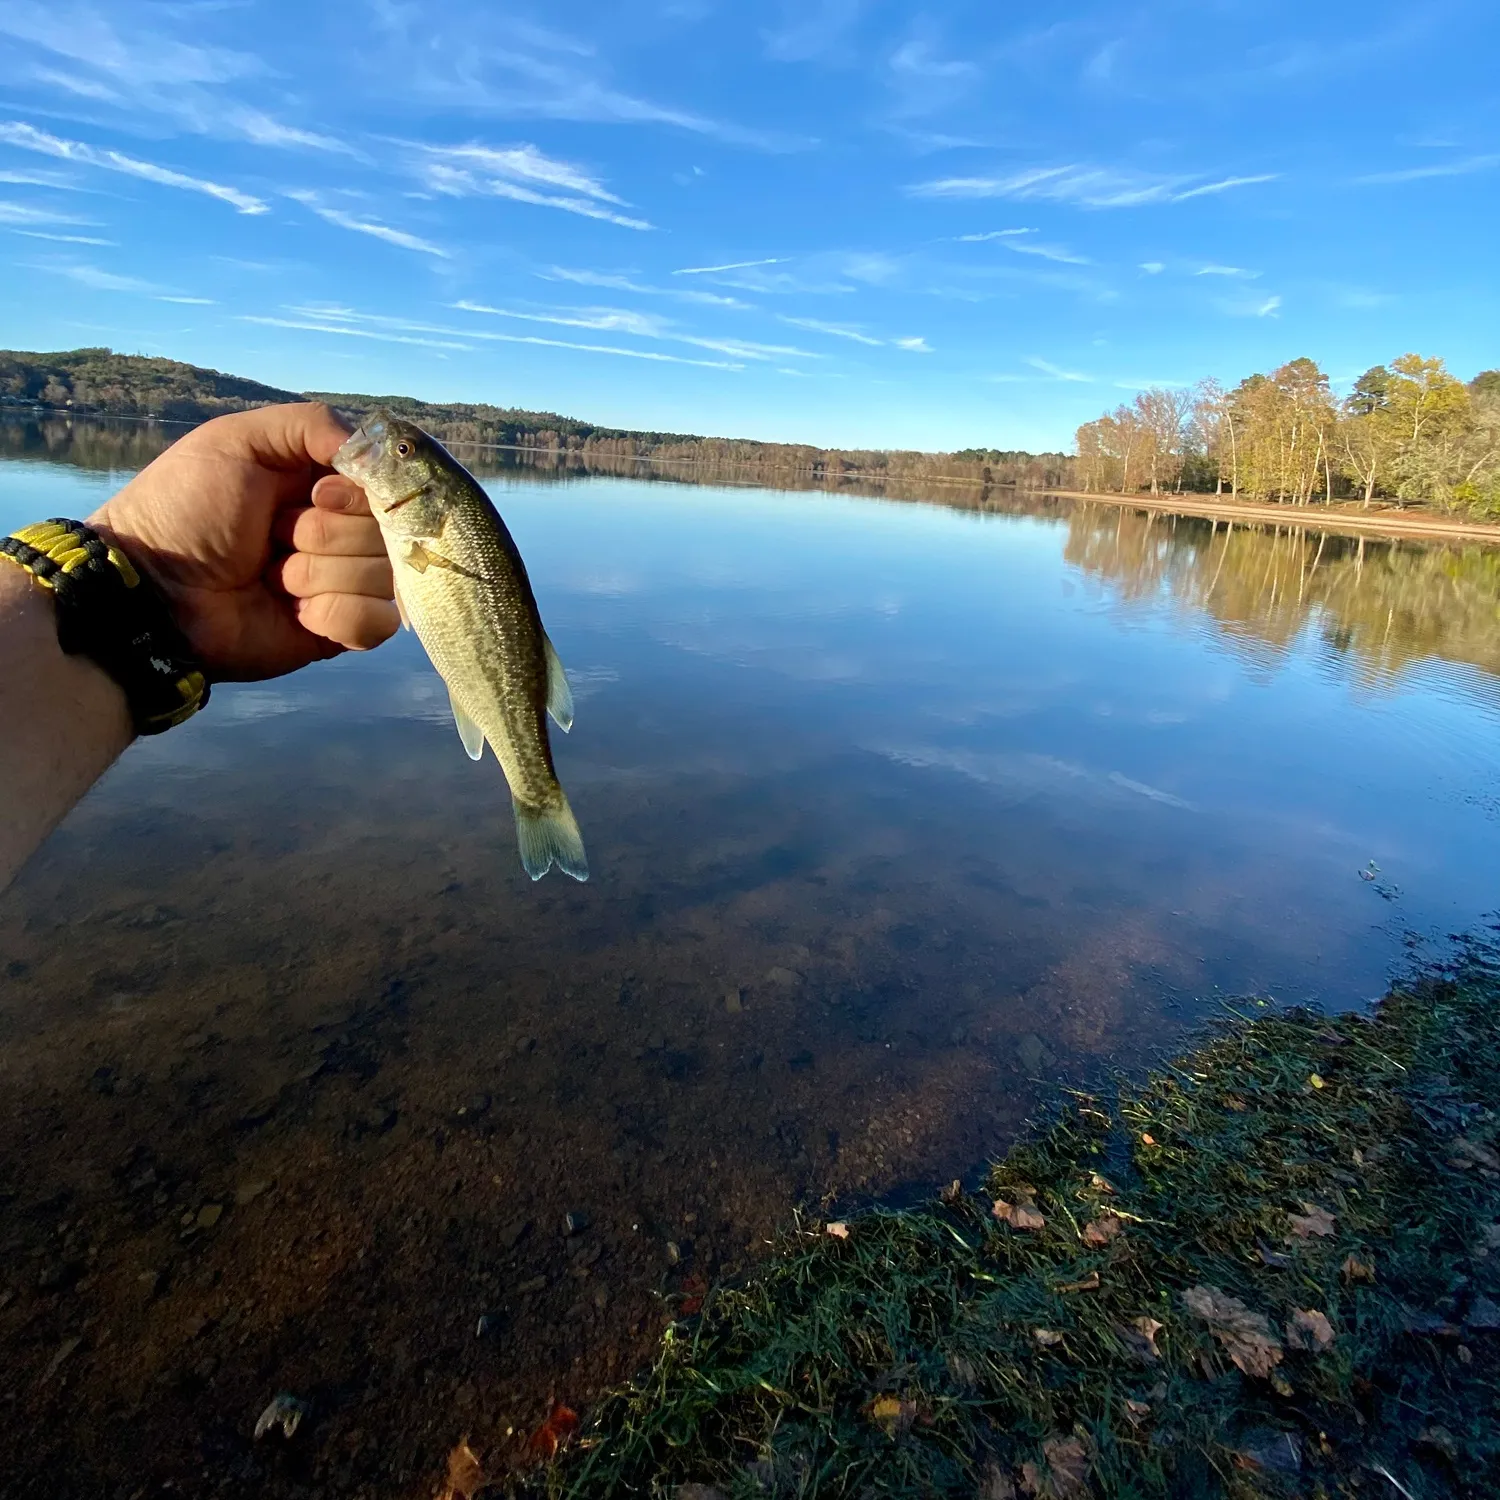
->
(3, 416, 1500, 1488)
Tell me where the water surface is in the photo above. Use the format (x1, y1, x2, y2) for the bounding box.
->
(2, 416, 1498, 1492)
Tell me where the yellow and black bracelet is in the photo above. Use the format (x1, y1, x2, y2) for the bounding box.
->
(0, 519, 209, 735)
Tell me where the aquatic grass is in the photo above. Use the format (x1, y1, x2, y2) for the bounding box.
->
(518, 935, 1500, 1498)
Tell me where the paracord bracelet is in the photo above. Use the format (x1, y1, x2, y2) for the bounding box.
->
(0, 519, 209, 734)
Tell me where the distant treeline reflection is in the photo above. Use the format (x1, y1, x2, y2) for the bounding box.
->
(5, 415, 1496, 689)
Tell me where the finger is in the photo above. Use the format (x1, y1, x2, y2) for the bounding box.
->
(272, 506, 387, 557)
(295, 593, 401, 652)
(199, 401, 355, 472)
(274, 551, 394, 601)
(311, 473, 373, 516)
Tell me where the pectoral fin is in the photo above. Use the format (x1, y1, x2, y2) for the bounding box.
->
(393, 579, 411, 632)
(449, 692, 485, 761)
(543, 635, 574, 733)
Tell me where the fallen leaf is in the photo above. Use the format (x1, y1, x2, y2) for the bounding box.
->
(941, 1179, 963, 1205)
(675, 1486, 730, 1500)
(1341, 1253, 1376, 1283)
(1285, 1308, 1336, 1351)
(679, 1273, 708, 1316)
(1089, 1173, 1117, 1194)
(1033, 1328, 1065, 1347)
(1416, 1425, 1458, 1459)
(993, 1200, 1046, 1230)
(1055, 1271, 1101, 1293)
(1041, 1434, 1090, 1499)
(1123, 1398, 1151, 1426)
(1309, 1073, 1326, 1090)
(1018, 1461, 1044, 1497)
(1222, 1094, 1248, 1112)
(1232, 1429, 1302, 1477)
(868, 1395, 917, 1435)
(1181, 1285, 1284, 1378)
(1256, 1241, 1292, 1269)
(1140, 1133, 1157, 1147)
(1082, 1215, 1123, 1247)
(440, 1441, 486, 1500)
(1117, 1316, 1163, 1362)
(1450, 1137, 1500, 1171)
(1286, 1203, 1336, 1240)
(527, 1402, 579, 1459)
(1479, 1224, 1500, 1251)
(825, 1222, 850, 1240)
(978, 1460, 1017, 1500)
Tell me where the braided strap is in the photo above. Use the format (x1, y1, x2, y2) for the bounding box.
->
(1, 519, 209, 734)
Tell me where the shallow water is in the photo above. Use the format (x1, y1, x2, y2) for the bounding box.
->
(3, 416, 1499, 1492)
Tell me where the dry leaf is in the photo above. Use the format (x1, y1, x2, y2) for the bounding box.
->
(1117, 1316, 1163, 1362)
(1033, 1328, 1065, 1347)
(1082, 1215, 1123, 1247)
(1465, 1294, 1500, 1330)
(1451, 1137, 1500, 1171)
(1222, 1095, 1248, 1112)
(1041, 1434, 1090, 1499)
(676, 1487, 730, 1500)
(869, 1395, 917, 1435)
(1018, 1461, 1044, 1497)
(1181, 1286, 1284, 1378)
(978, 1460, 1017, 1500)
(1341, 1253, 1376, 1283)
(941, 1179, 963, 1205)
(1286, 1203, 1336, 1239)
(825, 1222, 850, 1240)
(1309, 1073, 1326, 1090)
(1056, 1271, 1101, 1293)
(1140, 1133, 1157, 1147)
(993, 1200, 1046, 1230)
(1089, 1173, 1116, 1194)
(526, 1403, 579, 1460)
(1478, 1224, 1500, 1251)
(1285, 1308, 1336, 1351)
(1123, 1398, 1151, 1426)
(440, 1441, 486, 1500)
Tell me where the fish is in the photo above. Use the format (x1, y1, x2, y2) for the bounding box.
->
(332, 410, 588, 882)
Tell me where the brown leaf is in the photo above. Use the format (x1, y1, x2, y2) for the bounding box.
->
(978, 1460, 1017, 1500)
(1032, 1328, 1065, 1347)
(1018, 1462, 1044, 1497)
(825, 1222, 850, 1240)
(1181, 1285, 1284, 1378)
(1056, 1271, 1101, 1294)
(1286, 1203, 1336, 1239)
(941, 1179, 964, 1206)
(993, 1200, 1046, 1231)
(440, 1441, 486, 1500)
(1285, 1308, 1336, 1351)
(526, 1403, 579, 1460)
(1117, 1315, 1163, 1362)
(1088, 1173, 1117, 1194)
(1082, 1215, 1122, 1247)
(1341, 1253, 1376, 1283)
(1042, 1434, 1090, 1499)
(1123, 1398, 1151, 1427)
(1140, 1133, 1157, 1147)
(676, 1487, 730, 1500)
(1451, 1136, 1500, 1171)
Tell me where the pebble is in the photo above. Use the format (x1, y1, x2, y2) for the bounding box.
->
(724, 988, 744, 1015)
(41, 1336, 81, 1383)
(137, 1269, 165, 1300)
(565, 1210, 590, 1236)
(196, 1203, 224, 1230)
(234, 1180, 272, 1207)
(765, 966, 803, 987)
(457, 1093, 491, 1118)
(498, 1218, 531, 1251)
(1015, 1032, 1057, 1074)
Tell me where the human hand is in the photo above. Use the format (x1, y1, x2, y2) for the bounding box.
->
(89, 402, 397, 682)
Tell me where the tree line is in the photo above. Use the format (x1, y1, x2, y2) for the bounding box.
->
(1075, 356, 1500, 515)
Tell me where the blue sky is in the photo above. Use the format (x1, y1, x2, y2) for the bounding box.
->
(0, 1, 1496, 451)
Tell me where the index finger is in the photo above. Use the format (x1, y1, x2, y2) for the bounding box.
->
(311, 473, 373, 517)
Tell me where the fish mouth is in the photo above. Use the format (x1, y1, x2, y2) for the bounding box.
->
(332, 414, 388, 481)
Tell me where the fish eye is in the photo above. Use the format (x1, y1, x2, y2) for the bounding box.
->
(396, 439, 413, 457)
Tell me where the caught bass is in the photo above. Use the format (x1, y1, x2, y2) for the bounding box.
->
(333, 411, 588, 882)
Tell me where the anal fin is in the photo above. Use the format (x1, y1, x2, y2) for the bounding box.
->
(449, 691, 485, 761)
(543, 635, 574, 733)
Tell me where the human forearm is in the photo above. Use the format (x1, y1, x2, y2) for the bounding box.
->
(0, 563, 134, 890)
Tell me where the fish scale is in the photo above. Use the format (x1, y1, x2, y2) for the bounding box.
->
(332, 411, 588, 882)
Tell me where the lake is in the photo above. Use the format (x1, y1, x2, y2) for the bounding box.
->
(3, 414, 1499, 1493)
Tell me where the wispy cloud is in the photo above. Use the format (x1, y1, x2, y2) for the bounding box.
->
(255, 305, 748, 370)
(1195, 264, 1259, 278)
(1139, 261, 1165, 274)
(894, 336, 932, 353)
(1255, 295, 1281, 317)
(452, 298, 818, 361)
(410, 141, 651, 229)
(674, 257, 789, 275)
(1027, 356, 1093, 382)
(0, 121, 267, 213)
(10, 228, 113, 244)
(288, 191, 449, 258)
(0, 199, 90, 226)
(955, 228, 1036, 241)
(32, 261, 209, 303)
(1220, 293, 1282, 318)
(779, 315, 883, 346)
(229, 110, 358, 157)
(541, 266, 750, 308)
(1354, 154, 1500, 185)
(908, 164, 1278, 209)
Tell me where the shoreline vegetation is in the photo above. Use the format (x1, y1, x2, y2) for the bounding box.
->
(498, 935, 1500, 1500)
(4, 346, 1497, 524)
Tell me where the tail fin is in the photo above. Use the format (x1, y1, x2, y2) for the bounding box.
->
(514, 795, 589, 882)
